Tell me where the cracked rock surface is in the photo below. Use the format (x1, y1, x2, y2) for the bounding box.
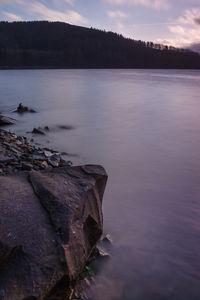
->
(0, 165, 107, 300)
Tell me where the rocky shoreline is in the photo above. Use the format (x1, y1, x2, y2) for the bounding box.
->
(0, 124, 108, 300)
(0, 128, 72, 176)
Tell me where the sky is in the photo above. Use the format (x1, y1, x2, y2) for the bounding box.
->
(0, 0, 200, 50)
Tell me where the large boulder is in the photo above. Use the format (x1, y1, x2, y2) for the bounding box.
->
(0, 165, 107, 299)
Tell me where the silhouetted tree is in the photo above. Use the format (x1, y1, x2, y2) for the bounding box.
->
(0, 21, 199, 69)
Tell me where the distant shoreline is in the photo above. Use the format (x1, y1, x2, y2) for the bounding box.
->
(1, 21, 200, 70)
(0, 67, 200, 70)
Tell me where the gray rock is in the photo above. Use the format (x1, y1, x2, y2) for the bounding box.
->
(32, 153, 46, 161)
(102, 234, 113, 246)
(95, 245, 110, 258)
(0, 115, 17, 126)
(44, 150, 53, 158)
(60, 160, 73, 167)
(14, 103, 37, 114)
(22, 162, 33, 171)
(0, 153, 14, 163)
(0, 165, 107, 299)
(48, 153, 61, 167)
(32, 128, 45, 135)
(57, 125, 74, 130)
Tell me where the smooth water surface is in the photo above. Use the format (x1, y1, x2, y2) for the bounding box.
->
(1, 69, 200, 299)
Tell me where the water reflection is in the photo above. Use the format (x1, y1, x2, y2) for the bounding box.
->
(1, 69, 200, 299)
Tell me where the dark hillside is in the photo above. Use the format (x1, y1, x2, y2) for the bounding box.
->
(0, 21, 199, 69)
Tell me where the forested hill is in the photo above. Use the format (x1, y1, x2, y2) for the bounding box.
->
(0, 21, 200, 69)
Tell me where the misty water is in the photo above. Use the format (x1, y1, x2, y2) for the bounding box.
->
(1, 69, 200, 300)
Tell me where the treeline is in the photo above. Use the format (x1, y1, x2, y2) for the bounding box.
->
(0, 21, 199, 69)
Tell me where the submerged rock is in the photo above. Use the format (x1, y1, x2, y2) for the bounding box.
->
(14, 103, 36, 113)
(57, 125, 74, 130)
(32, 127, 45, 135)
(0, 165, 107, 300)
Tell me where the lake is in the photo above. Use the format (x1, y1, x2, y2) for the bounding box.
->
(1, 69, 200, 300)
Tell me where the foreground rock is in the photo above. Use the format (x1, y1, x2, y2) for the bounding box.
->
(0, 165, 107, 299)
(0, 115, 17, 126)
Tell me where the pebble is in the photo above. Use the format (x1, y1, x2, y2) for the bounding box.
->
(48, 153, 60, 167)
(32, 128, 45, 135)
(0, 129, 73, 176)
(22, 162, 33, 171)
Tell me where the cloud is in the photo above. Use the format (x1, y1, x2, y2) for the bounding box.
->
(52, 0, 75, 5)
(103, 0, 169, 9)
(107, 10, 129, 18)
(106, 10, 133, 39)
(0, 0, 76, 6)
(178, 8, 200, 25)
(194, 17, 200, 25)
(12, 1, 89, 26)
(0, 0, 88, 26)
(155, 8, 200, 51)
(0, 0, 25, 4)
(3, 11, 23, 21)
(63, 0, 75, 4)
(0, 0, 13, 3)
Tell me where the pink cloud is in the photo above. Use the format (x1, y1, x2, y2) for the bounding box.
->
(156, 8, 200, 49)
(3, 11, 23, 21)
(107, 10, 129, 18)
(18, 1, 88, 25)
